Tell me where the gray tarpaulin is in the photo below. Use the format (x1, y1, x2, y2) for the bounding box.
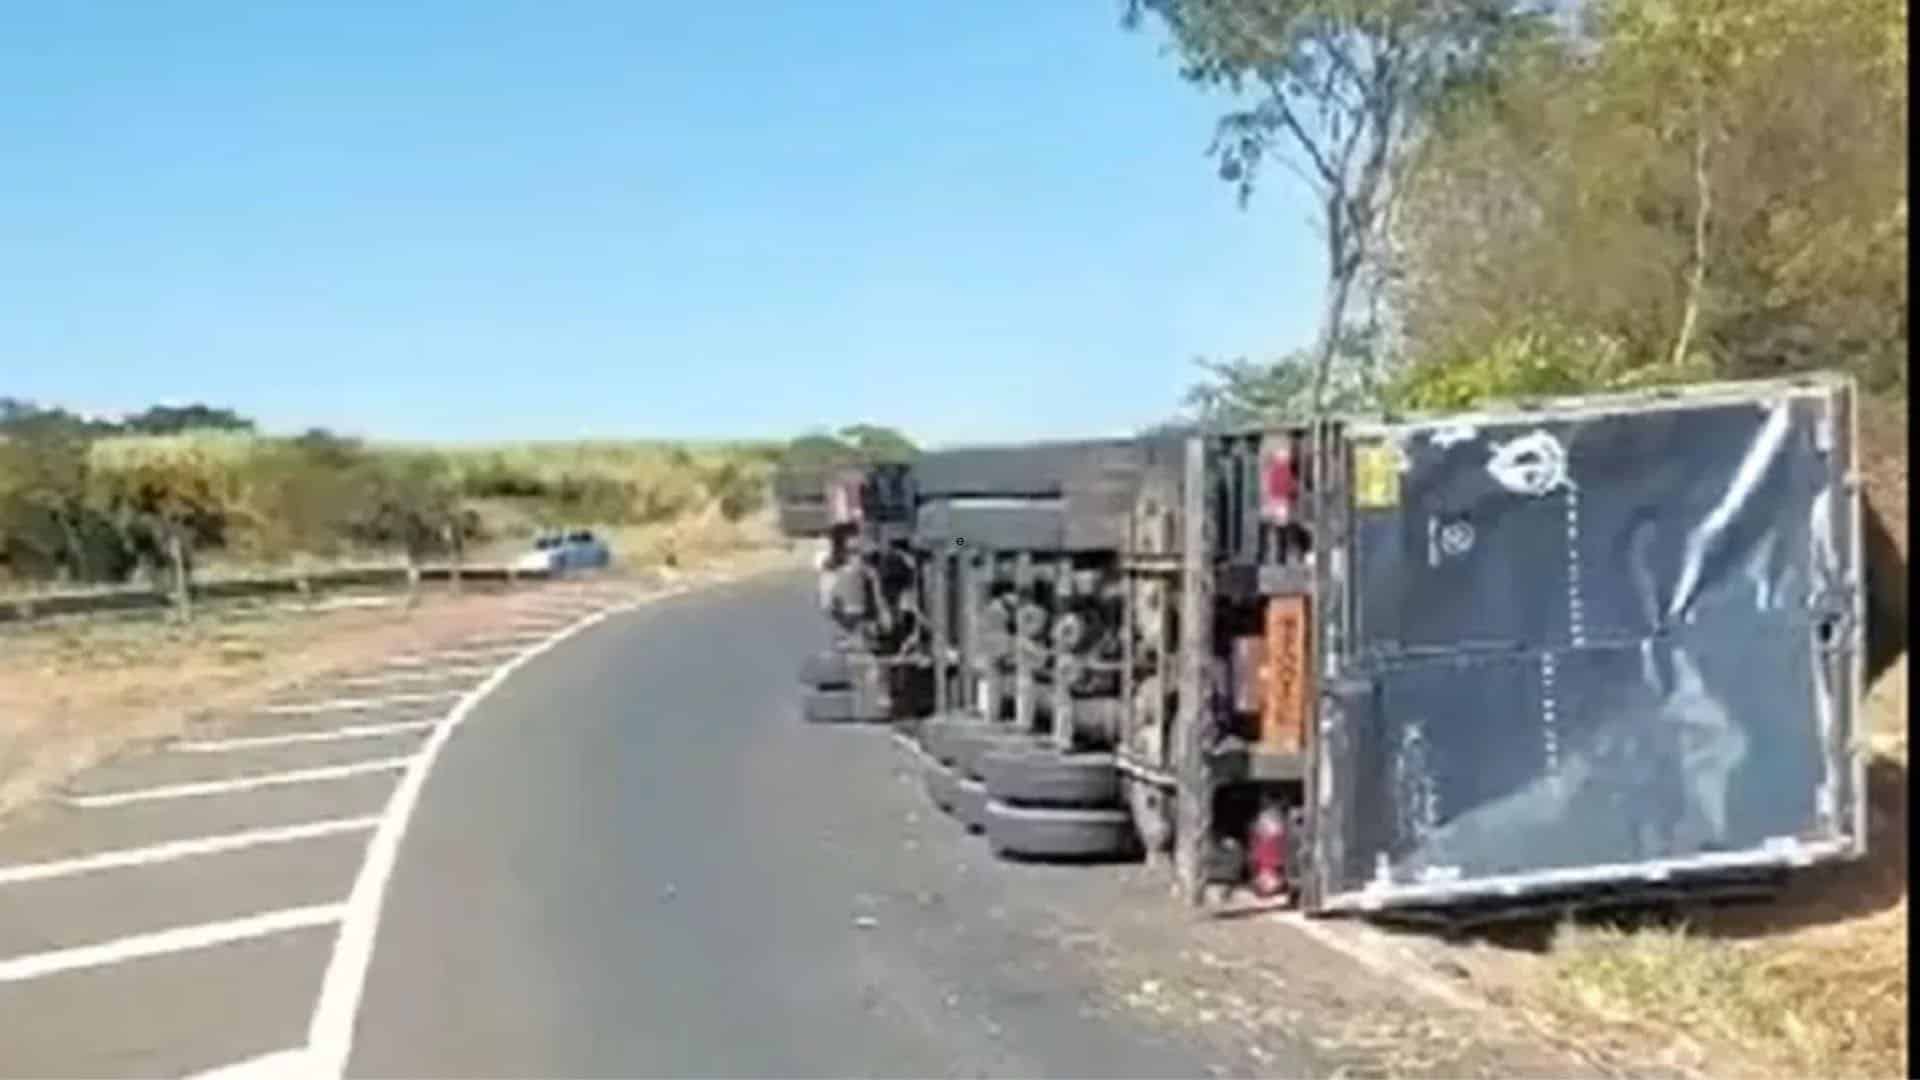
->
(1318, 381, 1862, 910)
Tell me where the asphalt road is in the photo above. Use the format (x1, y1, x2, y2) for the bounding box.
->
(0, 568, 1582, 1079)
(348, 573, 1262, 1078)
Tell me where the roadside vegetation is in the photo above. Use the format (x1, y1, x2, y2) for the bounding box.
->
(0, 408, 916, 825)
(0, 399, 917, 598)
(1134, 0, 1906, 1074)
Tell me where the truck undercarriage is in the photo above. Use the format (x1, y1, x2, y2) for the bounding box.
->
(779, 374, 1869, 922)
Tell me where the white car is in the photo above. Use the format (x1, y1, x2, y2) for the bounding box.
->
(514, 529, 612, 575)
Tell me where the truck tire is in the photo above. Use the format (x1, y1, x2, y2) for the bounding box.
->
(984, 801, 1139, 861)
(978, 748, 1122, 809)
(801, 688, 886, 725)
(892, 712, 923, 745)
(947, 726, 1044, 781)
(922, 756, 959, 814)
(920, 713, 1001, 767)
(953, 777, 988, 833)
(797, 649, 851, 689)
(920, 714, 1037, 776)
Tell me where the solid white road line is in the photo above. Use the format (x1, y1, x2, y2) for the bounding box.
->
(0, 816, 382, 886)
(262, 692, 459, 715)
(68, 757, 415, 809)
(305, 602, 636, 1079)
(0, 903, 345, 984)
(174, 720, 438, 753)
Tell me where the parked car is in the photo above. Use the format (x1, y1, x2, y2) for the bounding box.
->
(514, 529, 612, 575)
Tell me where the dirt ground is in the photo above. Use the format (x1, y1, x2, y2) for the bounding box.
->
(0, 523, 804, 826)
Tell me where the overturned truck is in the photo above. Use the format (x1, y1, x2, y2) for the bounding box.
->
(778, 374, 1869, 921)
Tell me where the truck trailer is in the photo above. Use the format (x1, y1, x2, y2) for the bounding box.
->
(778, 374, 1869, 921)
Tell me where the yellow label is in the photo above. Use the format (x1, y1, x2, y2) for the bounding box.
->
(1353, 444, 1401, 509)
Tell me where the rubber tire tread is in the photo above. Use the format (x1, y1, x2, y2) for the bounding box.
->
(946, 727, 1046, 781)
(802, 688, 885, 725)
(984, 801, 1139, 860)
(919, 713, 983, 766)
(953, 777, 988, 833)
(798, 649, 852, 689)
(923, 757, 960, 815)
(978, 748, 1123, 809)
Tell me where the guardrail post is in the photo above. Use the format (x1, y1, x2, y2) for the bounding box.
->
(168, 533, 193, 624)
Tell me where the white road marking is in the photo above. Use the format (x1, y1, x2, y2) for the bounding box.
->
(0, 903, 345, 984)
(333, 666, 497, 689)
(174, 720, 438, 753)
(68, 757, 415, 808)
(0, 816, 381, 886)
(446, 634, 553, 651)
(306, 596, 399, 613)
(185, 1047, 314, 1080)
(306, 601, 636, 1079)
(497, 613, 596, 631)
(378, 647, 525, 669)
(262, 692, 460, 715)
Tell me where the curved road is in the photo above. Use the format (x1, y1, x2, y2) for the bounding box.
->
(346, 572, 1267, 1077)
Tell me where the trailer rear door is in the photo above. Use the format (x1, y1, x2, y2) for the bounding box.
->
(1308, 375, 1866, 914)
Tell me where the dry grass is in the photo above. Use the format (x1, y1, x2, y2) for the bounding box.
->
(0, 520, 800, 823)
(1506, 402, 1913, 1080)
(0, 589, 532, 818)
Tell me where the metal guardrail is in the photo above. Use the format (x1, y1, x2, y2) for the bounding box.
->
(0, 563, 554, 625)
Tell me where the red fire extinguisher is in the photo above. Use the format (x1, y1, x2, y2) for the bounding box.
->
(1248, 802, 1290, 899)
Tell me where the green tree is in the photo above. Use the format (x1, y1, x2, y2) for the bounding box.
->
(120, 403, 256, 436)
(835, 424, 918, 461)
(1127, 0, 1552, 410)
(1387, 0, 1907, 405)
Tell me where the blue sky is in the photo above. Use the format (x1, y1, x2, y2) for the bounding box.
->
(0, 3, 1321, 446)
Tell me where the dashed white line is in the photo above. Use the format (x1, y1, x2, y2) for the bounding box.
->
(0, 816, 381, 886)
(478, 623, 579, 642)
(333, 666, 497, 689)
(262, 692, 460, 715)
(0, 903, 345, 984)
(378, 647, 526, 669)
(174, 721, 438, 753)
(68, 757, 415, 808)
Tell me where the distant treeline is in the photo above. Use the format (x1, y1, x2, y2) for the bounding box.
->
(0, 399, 916, 587)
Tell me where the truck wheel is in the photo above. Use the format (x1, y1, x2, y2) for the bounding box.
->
(946, 726, 1044, 781)
(978, 748, 1122, 809)
(797, 649, 851, 689)
(984, 801, 1139, 861)
(922, 756, 959, 814)
(953, 776, 988, 833)
(920, 713, 1004, 767)
(892, 713, 923, 745)
(801, 688, 887, 725)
